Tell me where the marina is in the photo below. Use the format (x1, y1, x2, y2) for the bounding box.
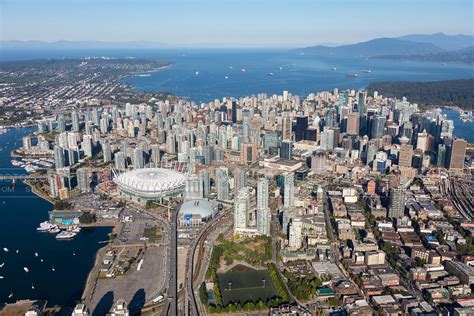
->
(0, 127, 111, 307)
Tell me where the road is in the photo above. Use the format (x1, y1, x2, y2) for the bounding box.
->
(163, 206, 178, 316)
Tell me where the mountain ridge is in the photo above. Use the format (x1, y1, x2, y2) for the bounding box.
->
(292, 37, 444, 57)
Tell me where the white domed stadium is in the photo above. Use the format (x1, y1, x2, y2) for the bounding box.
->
(114, 168, 186, 203)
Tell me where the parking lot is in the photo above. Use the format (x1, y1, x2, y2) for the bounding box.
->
(86, 246, 167, 315)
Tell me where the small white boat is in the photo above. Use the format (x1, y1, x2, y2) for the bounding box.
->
(73, 252, 76, 256)
(227, 66, 233, 69)
(267, 72, 274, 76)
(279, 66, 283, 70)
(37, 221, 55, 232)
(331, 67, 337, 71)
(0, 276, 3, 279)
(0, 262, 4, 268)
(224, 76, 229, 80)
(15, 250, 19, 254)
(40, 259, 43, 262)
(52, 265, 55, 272)
(23, 267, 29, 273)
(8, 292, 13, 298)
(49, 227, 61, 234)
(31, 283, 35, 290)
(3, 247, 8, 252)
(195, 71, 199, 76)
(56, 231, 77, 239)
(240, 68, 246, 72)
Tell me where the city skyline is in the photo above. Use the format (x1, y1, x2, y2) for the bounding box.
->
(1, 0, 473, 47)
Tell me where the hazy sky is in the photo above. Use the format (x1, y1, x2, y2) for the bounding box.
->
(1, 0, 473, 47)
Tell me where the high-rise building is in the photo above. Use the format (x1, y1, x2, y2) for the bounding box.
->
(449, 138, 467, 170)
(102, 141, 112, 163)
(282, 113, 292, 140)
(347, 112, 360, 135)
(257, 177, 269, 210)
(234, 187, 249, 233)
(216, 167, 229, 201)
(371, 115, 386, 139)
(288, 218, 303, 249)
(233, 168, 247, 196)
(132, 148, 144, 169)
(388, 188, 406, 218)
(76, 167, 91, 193)
(257, 208, 271, 236)
(240, 143, 257, 165)
(283, 173, 295, 208)
(114, 151, 126, 171)
(437, 144, 446, 167)
(311, 150, 326, 173)
(54, 146, 65, 169)
(416, 130, 429, 152)
(398, 144, 414, 168)
(185, 174, 203, 199)
(199, 170, 210, 198)
(280, 139, 293, 160)
(357, 90, 367, 115)
(100, 117, 108, 134)
(231, 100, 237, 123)
(294, 115, 308, 141)
(56, 114, 66, 132)
(150, 144, 161, 167)
(82, 135, 93, 158)
(71, 111, 80, 132)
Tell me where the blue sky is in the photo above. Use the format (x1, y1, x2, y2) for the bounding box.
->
(1, 0, 473, 47)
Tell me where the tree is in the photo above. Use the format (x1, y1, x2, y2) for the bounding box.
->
(199, 282, 207, 305)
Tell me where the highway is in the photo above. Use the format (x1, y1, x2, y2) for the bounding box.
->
(163, 205, 178, 316)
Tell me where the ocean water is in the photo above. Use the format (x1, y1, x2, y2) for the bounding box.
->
(0, 127, 111, 307)
(120, 49, 474, 103)
(1, 48, 473, 104)
(442, 108, 474, 143)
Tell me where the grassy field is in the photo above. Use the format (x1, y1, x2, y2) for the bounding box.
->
(143, 226, 162, 243)
(217, 264, 278, 305)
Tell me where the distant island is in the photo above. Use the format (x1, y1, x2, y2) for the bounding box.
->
(293, 33, 474, 65)
(367, 79, 474, 110)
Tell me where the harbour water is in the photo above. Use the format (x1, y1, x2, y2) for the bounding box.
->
(0, 127, 111, 307)
(441, 108, 474, 143)
(120, 49, 474, 103)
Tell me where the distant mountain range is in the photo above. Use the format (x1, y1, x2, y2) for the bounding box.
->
(0, 40, 167, 50)
(397, 33, 473, 50)
(293, 33, 474, 64)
